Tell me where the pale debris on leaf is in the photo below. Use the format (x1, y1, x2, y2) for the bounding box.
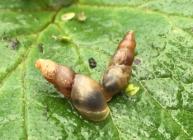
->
(76, 12, 87, 22)
(52, 35, 71, 42)
(61, 12, 75, 21)
(125, 84, 140, 96)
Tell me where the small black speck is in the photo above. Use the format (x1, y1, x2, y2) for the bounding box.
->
(8, 38, 20, 50)
(38, 43, 44, 53)
(88, 57, 97, 69)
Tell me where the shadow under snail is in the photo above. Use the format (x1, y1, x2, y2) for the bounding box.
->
(35, 31, 136, 121)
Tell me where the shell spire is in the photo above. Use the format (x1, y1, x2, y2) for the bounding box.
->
(35, 59, 75, 98)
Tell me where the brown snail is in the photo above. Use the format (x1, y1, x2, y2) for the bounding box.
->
(102, 31, 136, 101)
(35, 59, 109, 121)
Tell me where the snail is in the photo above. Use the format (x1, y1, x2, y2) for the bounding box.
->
(35, 59, 109, 121)
(102, 31, 136, 101)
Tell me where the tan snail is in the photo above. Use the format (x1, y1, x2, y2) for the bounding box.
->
(35, 59, 109, 121)
(102, 31, 136, 101)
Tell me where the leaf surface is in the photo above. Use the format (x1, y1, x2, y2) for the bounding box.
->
(0, 0, 193, 139)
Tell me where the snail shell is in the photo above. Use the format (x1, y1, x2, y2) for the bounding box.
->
(102, 65, 131, 96)
(35, 59, 109, 121)
(35, 59, 75, 98)
(102, 31, 136, 101)
(71, 74, 110, 121)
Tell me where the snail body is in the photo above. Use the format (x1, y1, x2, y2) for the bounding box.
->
(102, 31, 136, 101)
(35, 59, 109, 121)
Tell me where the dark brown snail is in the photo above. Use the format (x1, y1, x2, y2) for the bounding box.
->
(35, 59, 109, 121)
(102, 31, 136, 101)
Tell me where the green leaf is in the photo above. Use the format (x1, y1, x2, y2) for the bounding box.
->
(0, 0, 193, 139)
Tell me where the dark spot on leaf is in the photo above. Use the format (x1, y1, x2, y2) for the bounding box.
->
(88, 57, 97, 69)
(43, 104, 50, 120)
(158, 33, 166, 38)
(1, 32, 9, 41)
(151, 43, 155, 48)
(8, 38, 20, 50)
(38, 43, 44, 53)
(134, 58, 141, 65)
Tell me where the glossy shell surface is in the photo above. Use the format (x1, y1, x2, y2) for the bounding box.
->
(71, 74, 109, 121)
